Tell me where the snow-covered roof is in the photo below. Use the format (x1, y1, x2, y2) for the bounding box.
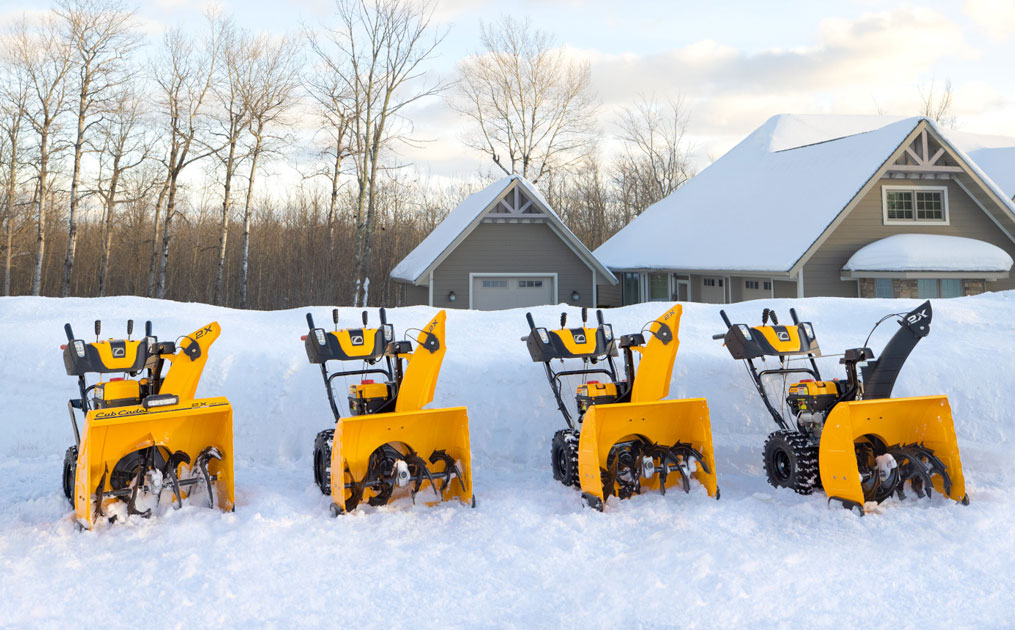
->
(391, 174, 616, 284)
(594, 114, 1015, 274)
(842, 234, 1013, 273)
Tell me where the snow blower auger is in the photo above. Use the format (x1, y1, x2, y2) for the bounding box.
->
(523, 304, 717, 511)
(714, 300, 967, 513)
(305, 308, 472, 515)
(61, 319, 233, 530)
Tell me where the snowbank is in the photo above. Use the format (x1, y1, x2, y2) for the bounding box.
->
(1, 294, 1014, 627)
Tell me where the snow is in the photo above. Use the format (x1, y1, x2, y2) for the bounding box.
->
(842, 234, 1014, 272)
(2, 294, 1015, 627)
(594, 115, 1015, 274)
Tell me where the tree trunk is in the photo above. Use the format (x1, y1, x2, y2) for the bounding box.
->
(62, 84, 89, 297)
(147, 179, 168, 297)
(31, 131, 48, 296)
(240, 127, 263, 309)
(214, 138, 238, 305)
(327, 140, 342, 259)
(97, 161, 120, 297)
(156, 172, 179, 299)
(4, 132, 17, 296)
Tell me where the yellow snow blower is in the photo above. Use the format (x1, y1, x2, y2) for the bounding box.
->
(523, 305, 717, 511)
(305, 308, 473, 515)
(715, 300, 967, 513)
(61, 320, 233, 530)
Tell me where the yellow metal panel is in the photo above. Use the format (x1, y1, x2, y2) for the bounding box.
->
(159, 322, 221, 401)
(550, 327, 601, 355)
(819, 395, 966, 507)
(74, 398, 234, 529)
(577, 398, 717, 505)
(394, 311, 447, 413)
(631, 304, 682, 403)
(329, 406, 473, 508)
(330, 328, 384, 358)
(90, 339, 145, 371)
(752, 325, 806, 354)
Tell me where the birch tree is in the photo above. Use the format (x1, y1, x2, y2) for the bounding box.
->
(0, 65, 29, 295)
(615, 96, 693, 209)
(450, 16, 596, 183)
(9, 15, 72, 296)
(56, 0, 140, 297)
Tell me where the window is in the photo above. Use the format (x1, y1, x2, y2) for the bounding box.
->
(648, 273, 669, 301)
(917, 278, 963, 299)
(917, 278, 938, 298)
(703, 278, 716, 287)
(622, 272, 641, 305)
(481, 279, 507, 288)
(518, 280, 543, 288)
(763, 281, 772, 290)
(875, 278, 893, 298)
(941, 278, 962, 298)
(745, 280, 759, 290)
(883, 186, 948, 224)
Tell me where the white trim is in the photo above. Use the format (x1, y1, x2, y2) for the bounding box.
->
(769, 278, 775, 299)
(467, 272, 558, 310)
(592, 269, 597, 307)
(796, 272, 805, 298)
(428, 271, 433, 307)
(881, 185, 950, 226)
(840, 269, 1008, 280)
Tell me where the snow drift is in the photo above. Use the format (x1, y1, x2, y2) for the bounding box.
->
(1, 294, 1013, 627)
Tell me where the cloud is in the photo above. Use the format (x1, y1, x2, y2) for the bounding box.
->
(964, 0, 1015, 41)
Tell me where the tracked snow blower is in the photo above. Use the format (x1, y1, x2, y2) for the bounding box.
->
(715, 300, 967, 512)
(61, 319, 233, 529)
(524, 304, 717, 511)
(306, 308, 472, 515)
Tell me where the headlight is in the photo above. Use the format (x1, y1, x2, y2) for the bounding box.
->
(382, 323, 394, 342)
(73, 340, 86, 357)
(537, 328, 550, 344)
(738, 324, 752, 341)
(314, 329, 326, 345)
(802, 322, 815, 341)
(602, 324, 613, 341)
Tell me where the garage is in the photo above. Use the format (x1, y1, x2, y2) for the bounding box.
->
(470, 274, 555, 310)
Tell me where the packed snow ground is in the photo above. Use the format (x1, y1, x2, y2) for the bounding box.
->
(1, 294, 1013, 628)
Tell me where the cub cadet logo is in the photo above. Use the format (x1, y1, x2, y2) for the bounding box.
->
(777, 331, 790, 342)
(573, 333, 586, 344)
(907, 309, 929, 326)
(95, 408, 149, 419)
(193, 325, 214, 339)
(351, 334, 364, 346)
(112, 347, 125, 358)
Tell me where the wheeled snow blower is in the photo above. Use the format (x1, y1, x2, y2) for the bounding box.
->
(524, 304, 717, 511)
(306, 308, 472, 515)
(61, 319, 233, 530)
(715, 300, 967, 512)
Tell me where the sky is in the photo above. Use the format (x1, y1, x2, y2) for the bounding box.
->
(2, 0, 1013, 184)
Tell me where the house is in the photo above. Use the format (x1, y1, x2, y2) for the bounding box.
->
(391, 175, 617, 310)
(594, 115, 1015, 304)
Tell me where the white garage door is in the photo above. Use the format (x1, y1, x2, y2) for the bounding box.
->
(471, 275, 554, 310)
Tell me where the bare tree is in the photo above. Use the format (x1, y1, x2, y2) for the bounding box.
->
(94, 84, 152, 296)
(615, 95, 694, 208)
(0, 64, 30, 295)
(151, 17, 222, 299)
(450, 16, 596, 183)
(209, 20, 249, 306)
(56, 0, 141, 297)
(238, 34, 301, 308)
(9, 15, 73, 296)
(313, 0, 446, 306)
(919, 79, 956, 128)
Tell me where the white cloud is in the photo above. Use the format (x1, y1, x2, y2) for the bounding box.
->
(964, 0, 1015, 41)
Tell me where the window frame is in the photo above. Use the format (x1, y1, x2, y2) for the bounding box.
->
(882, 185, 949, 226)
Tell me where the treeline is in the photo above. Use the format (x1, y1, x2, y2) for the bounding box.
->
(0, 1, 694, 309)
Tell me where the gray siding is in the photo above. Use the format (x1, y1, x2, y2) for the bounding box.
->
(397, 282, 428, 306)
(597, 282, 621, 307)
(803, 177, 1015, 297)
(774, 280, 797, 299)
(431, 222, 594, 309)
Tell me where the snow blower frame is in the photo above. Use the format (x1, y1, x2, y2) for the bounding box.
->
(715, 300, 967, 512)
(524, 304, 717, 511)
(306, 308, 473, 515)
(62, 319, 233, 530)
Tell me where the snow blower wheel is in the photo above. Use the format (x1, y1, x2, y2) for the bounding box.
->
(62, 446, 78, 506)
(550, 429, 580, 488)
(313, 429, 334, 495)
(763, 431, 819, 495)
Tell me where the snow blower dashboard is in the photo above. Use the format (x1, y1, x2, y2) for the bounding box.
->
(721, 321, 820, 360)
(63, 338, 151, 375)
(304, 326, 392, 364)
(525, 325, 617, 362)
